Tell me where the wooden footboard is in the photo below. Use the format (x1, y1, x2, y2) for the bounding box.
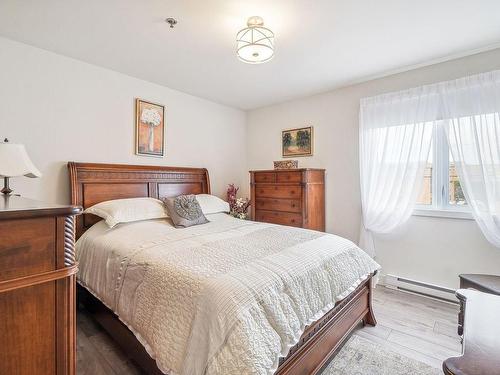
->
(77, 273, 376, 375)
(277, 276, 376, 374)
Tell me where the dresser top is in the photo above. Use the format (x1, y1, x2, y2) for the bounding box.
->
(0, 195, 82, 220)
(249, 168, 325, 173)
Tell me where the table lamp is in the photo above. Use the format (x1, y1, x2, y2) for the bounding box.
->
(0, 138, 42, 195)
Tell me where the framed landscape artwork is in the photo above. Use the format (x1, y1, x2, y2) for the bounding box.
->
(282, 126, 313, 157)
(135, 98, 165, 157)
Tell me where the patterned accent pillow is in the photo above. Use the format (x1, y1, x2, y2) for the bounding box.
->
(162, 195, 209, 228)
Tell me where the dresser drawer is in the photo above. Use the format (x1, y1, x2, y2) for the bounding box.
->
(276, 171, 302, 183)
(255, 185, 301, 199)
(255, 210, 302, 227)
(255, 198, 301, 213)
(0, 217, 56, 281)
(254, 172, 276, 183)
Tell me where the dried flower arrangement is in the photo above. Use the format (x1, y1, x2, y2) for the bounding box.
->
(227, 184, 251, 220)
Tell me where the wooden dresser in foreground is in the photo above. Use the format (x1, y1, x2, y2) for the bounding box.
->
(250, 169, 325, 231)
(0, 195, 81, 375)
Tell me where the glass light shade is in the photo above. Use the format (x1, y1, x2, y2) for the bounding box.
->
(0, 142, 41, 178)
(236, 18, 274, 64)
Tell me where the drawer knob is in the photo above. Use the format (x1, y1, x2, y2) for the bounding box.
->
(291, 190, 295, 194)
(291, 219, 295, 223)
(291, 203, 295, 207)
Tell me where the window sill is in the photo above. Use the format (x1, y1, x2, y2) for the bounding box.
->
(413, 208, 473, 220)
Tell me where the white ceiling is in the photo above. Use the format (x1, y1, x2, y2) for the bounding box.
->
(1, 0, 500, 110)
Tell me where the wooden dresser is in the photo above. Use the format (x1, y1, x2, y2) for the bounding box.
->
(250, 169, 325, 231)
(0, 195, 81, 375)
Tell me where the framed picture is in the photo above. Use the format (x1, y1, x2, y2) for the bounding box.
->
(135, 98, 165, 157)
(282, 126, 313, 157)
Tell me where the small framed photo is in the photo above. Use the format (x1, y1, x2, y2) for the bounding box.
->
(282, 126, 313, 157)
(135, 98, 165, 157)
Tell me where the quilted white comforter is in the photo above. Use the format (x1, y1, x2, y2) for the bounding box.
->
(76, 213, 379, 375)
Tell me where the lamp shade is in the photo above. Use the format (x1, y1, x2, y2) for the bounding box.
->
(0, 142, 41, 178)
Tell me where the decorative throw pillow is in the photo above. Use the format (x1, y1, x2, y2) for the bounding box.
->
(162, 194, 209, 228)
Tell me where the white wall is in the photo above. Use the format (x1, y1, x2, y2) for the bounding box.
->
(0, 37, 247, 204)
(246, 48, 500, 289)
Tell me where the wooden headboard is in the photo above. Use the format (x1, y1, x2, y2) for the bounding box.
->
(68, 162, 210, 238)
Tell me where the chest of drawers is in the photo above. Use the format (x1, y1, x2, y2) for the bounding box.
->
(250, 169, 325, 231)
(0, 195, 82, 375)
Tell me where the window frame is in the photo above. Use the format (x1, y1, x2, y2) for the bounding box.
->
(414, 122, 473, 220)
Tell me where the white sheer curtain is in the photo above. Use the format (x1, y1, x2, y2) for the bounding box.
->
(442, 71, 500, 247)
(359, 88, 437, 256)
(359, 70, 500, 255)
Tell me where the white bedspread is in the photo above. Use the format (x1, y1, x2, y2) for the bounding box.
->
(76, 213, 380, 375)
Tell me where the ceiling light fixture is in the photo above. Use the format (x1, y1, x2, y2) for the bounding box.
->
(236, 16, 274, 64)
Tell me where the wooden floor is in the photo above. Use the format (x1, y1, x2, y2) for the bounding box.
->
(76, 286, 461, 374)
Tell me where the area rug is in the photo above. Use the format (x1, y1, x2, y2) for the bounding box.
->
(321, 335, 441, 375)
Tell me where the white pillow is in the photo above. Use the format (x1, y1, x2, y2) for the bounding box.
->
(84, 197, 168, 228)
(195, 194, 230, 215)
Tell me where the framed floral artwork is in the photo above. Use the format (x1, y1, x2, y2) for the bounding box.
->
(282, 126, 313, 157)
(135, 99, 165, 157)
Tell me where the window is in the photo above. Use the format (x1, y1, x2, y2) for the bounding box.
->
(415, 122, 471, 218)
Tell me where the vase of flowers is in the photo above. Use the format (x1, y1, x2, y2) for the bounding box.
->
(227, 184, 251, 220)
(140, 108, 162, 152)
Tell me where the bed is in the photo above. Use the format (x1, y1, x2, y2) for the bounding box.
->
(69, 162, 379, 375)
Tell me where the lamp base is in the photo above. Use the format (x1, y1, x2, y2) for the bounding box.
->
(1, 177, 13, 195)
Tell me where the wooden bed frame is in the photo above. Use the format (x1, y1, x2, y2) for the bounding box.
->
(69, 161, 377, 375)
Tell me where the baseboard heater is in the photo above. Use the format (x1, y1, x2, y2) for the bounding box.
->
(383, 274, 458, 304)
